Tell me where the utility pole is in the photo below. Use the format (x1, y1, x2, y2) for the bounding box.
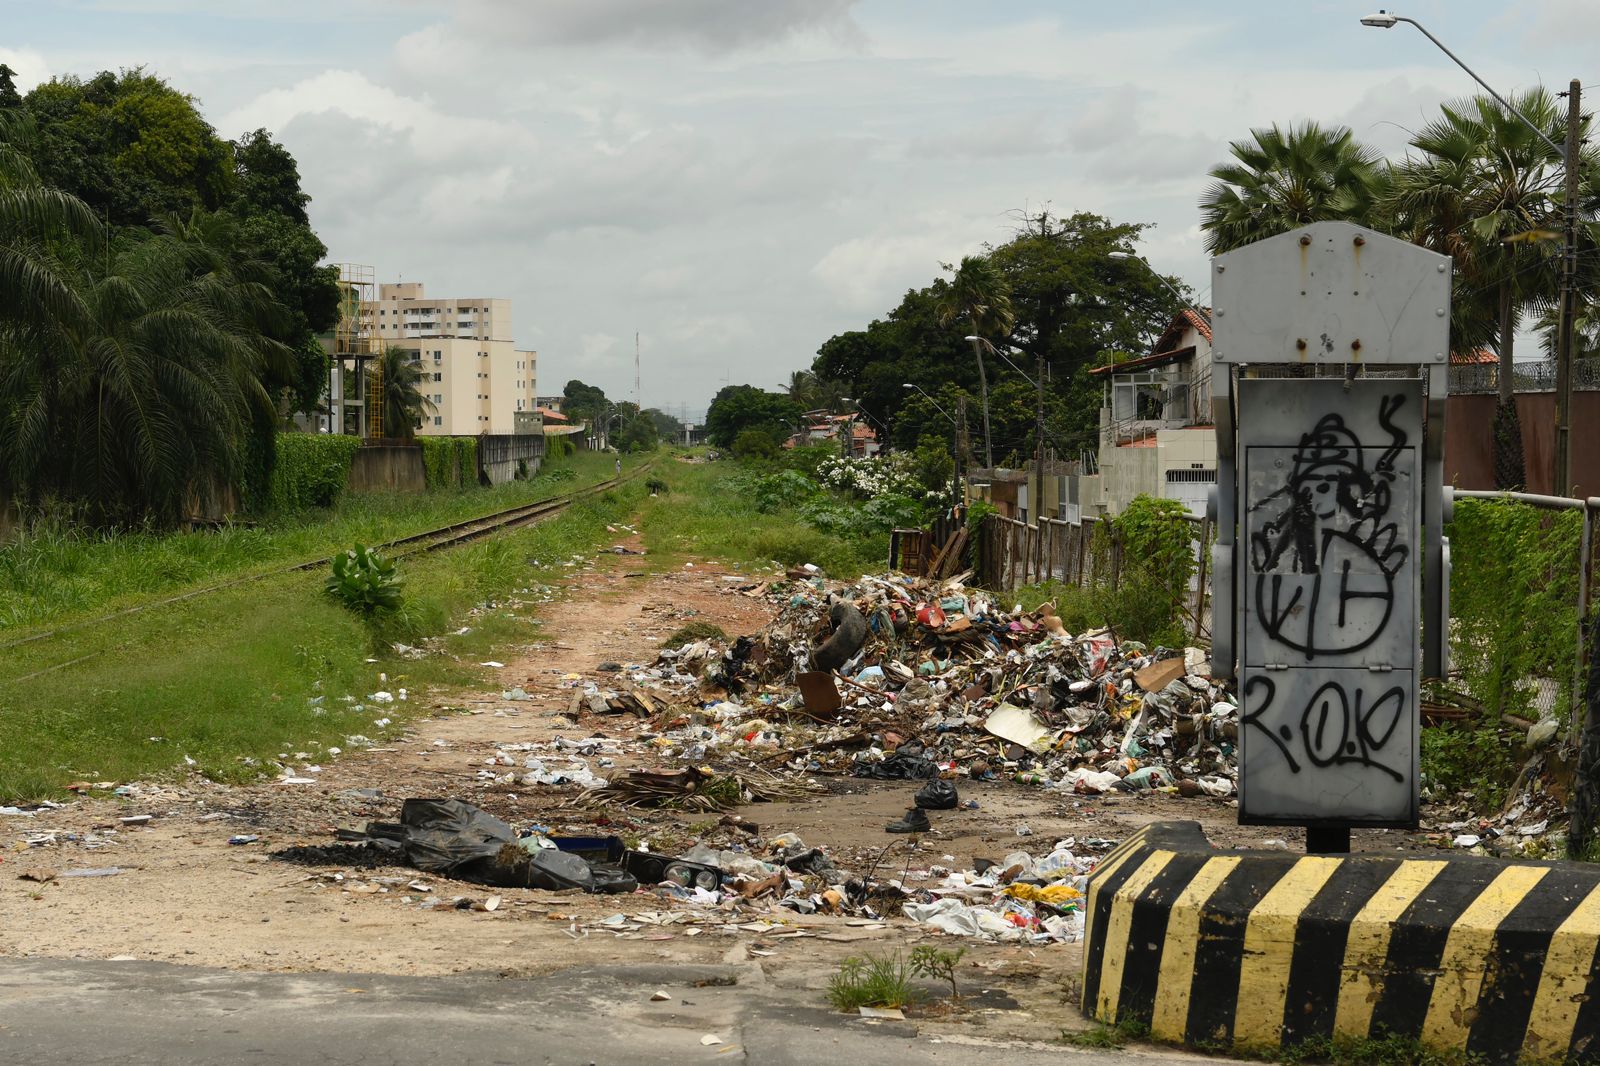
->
(635, 331, 642, 416)
(967, 337, 995, 469)
(1033, 351, 1046, 525)
(1555, 79, 1582, 497)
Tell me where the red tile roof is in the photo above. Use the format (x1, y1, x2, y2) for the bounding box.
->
(1180, 307, 1213, 343)
(1451, 347, 1497, 365)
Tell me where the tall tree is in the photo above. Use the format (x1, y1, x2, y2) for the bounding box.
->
(562, 379, 609, 427)
(1, 211, 293, 523)
(0, 65, 21, 110)
(1199, 121, 1383, 254)
(704, 384, 800, 448)
(226, 129, 339, 417)
(377, 345, 435, 440)
(1384, 90, 1572, 488)
(23, 69, 236, 229)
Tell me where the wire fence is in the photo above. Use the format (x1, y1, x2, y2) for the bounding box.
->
(972, 493, 1600, 727)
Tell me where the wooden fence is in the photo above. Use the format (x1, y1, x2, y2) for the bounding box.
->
(974, 512, 1212, 640)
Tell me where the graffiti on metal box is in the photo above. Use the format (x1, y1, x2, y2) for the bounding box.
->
(1242, 675, 1406, 782)
(1248, 394, 1409, 660)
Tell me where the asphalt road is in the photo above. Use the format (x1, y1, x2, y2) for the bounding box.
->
(0, 956, 1211, 1065)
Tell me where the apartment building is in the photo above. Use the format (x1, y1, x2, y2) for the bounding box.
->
(366, 282, 537, 435)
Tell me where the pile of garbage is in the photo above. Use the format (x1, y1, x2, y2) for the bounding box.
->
(597, 569, 1239, 801)
(277, 796, 1093, 943)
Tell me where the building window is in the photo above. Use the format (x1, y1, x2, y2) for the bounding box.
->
(433, 416, 442, 426)
(432, 372, 441, 382)
(433, 393, 442, 403)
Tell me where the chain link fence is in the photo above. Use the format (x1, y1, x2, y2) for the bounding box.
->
(974, 493, 1598, 727)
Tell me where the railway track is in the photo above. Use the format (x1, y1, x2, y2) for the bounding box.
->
(0, 464, 651, 676)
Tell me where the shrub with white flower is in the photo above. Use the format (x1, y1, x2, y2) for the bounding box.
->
(814, 454, 931, 500)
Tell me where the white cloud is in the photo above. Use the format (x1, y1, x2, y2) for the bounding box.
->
(0, 49, 50, 93)
(449, 0, 863, 52)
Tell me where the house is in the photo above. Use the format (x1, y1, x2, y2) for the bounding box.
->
(1081, 308, 1217, 517)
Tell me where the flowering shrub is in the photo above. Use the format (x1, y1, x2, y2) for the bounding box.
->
(814, 454, 931, 500)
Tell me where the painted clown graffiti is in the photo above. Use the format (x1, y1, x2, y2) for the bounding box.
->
(1247, 393, 1411, 662)
(1235, 377, 1423, 825)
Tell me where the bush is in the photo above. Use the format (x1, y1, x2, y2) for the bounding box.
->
(545, 434, 575, 459)
(270, 434, 362, 511)
(324, 544, 403, 616)
(732, 428, 780, 460)
(752, 470, 821, 512)
(1108, 494, 1196, 644)
(1421, 722, 1521, 813)
(778, 443, 841, 479)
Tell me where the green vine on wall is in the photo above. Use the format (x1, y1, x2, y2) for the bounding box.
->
(1447, 498, 1582, 722)
(419, 437, 479, 490)
(269, 435, 362, 511)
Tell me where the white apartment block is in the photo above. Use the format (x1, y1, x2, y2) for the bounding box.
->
(367, 282, 537, 435)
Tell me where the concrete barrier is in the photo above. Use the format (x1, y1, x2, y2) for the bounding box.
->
(1081, 822, 1600, 1063)
(478, 433, 544, 485)
(346, 444, 425, 494)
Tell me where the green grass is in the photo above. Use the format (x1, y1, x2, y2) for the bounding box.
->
(827, 952, 920, 1012)
(0, 449, 633, 635)
(0, 477, 651, 801)
(1063, 1019, 1149, 1049)
(637, 458, 885, 577)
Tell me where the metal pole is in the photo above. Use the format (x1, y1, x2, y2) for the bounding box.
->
(1556, 80, 1581, 497)
(1393, 16, 1567, 160)
(969, 338, 995, 469)
(1034, 351, 1046, 529)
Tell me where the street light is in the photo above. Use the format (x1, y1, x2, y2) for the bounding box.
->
(1362, 10, 1579, 493)
(902, 383, 956, 424)
(961, 336, 996, 469)
(1108, 251, 1203, 316)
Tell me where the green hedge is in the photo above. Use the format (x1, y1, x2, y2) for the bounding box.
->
(419, 437, 479, 490)
(1447, 498, 1582, 721)
(269, 434, 362, 511)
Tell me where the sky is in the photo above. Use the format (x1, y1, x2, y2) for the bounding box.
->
(6, 0, 1598, 420)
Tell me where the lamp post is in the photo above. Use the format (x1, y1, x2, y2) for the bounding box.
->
(1108, 251, 1200, 313)
(968, 337, 1047, 524)
(905, 383, 962, 506)
(1362, 10, 1579, 495)
(963, 336, 996, 469)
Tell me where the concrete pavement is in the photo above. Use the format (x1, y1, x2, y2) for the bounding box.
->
(0, 956, 1210, 1066)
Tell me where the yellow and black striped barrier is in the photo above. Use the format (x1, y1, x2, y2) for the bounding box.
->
(1081, 822, 1600, 1063)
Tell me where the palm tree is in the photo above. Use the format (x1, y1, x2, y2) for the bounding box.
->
(936, 255, 1015, 468)
(377, 344, 435, 440)
(1383, 90, 1569, 488)
(1199, 122, 1383, 254)
(0, 110, 96, 390)
(1, 218, 294, 522)
(781, 368, 819, 409)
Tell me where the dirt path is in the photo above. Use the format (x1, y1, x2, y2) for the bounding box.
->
(0, 532, 1422, 1040)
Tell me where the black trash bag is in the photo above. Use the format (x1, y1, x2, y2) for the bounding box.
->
(852, 750, 939, 780)
(914, 778, 959, 810)
(381, 799, 595, 890)
(395, 799, 519, 875)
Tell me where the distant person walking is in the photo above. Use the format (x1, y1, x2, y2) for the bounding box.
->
(615, 458, 622, 476)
